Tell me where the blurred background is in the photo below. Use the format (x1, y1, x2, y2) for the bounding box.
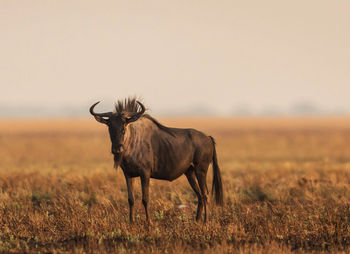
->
(1, 0, 349, 118)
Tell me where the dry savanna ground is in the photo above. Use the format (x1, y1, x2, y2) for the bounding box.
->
(1, 117, 350, 253)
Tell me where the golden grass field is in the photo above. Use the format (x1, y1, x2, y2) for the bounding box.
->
(1, 117, 350, 253)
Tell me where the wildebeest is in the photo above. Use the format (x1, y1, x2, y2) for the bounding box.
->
(90, 98, 223, 223)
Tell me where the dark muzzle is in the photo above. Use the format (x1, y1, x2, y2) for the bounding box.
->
(112, 144, 124, 168)
(112, 144, 124, 154)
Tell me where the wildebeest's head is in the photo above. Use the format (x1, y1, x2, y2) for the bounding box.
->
(89, 98, 146, 167)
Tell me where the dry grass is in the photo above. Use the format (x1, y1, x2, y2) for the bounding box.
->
(1, 117, 350, 253)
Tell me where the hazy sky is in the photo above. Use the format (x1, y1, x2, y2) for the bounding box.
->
(1, 1, 350, 115)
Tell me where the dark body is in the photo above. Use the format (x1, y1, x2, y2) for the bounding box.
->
(90, 99, 223, 223)
(122, 116, 212, 180)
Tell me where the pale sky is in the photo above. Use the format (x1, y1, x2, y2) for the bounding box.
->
(1, 1, 349, 116)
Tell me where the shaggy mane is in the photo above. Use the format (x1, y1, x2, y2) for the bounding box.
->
(142, 114, 176, 137)
(115, 97, 175, 137)
(115, 97, 143, 115)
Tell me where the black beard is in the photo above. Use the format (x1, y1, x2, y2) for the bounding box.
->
(113, 153, 123, 169)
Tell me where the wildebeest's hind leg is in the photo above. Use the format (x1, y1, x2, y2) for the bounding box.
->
(140, 174, 151, 224)
(124, 175, 135, 223)
(185, 168, 203, 221)
(195, 167, 209, 223)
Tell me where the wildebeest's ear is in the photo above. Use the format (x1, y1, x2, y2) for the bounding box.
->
(89, 101, 112, 125)
(93, 116, 109, 125)
(125, 101, 146, 124)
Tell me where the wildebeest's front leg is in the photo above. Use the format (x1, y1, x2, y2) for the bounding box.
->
(140, 174, 151, 223)
(124, 175, 135, 223)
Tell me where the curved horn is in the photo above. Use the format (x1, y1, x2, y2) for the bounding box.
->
(89, 101, 113, 124)
(126, 101, 146, 123)
(90, 101, 113, 117)
(136, 101, 146, 115)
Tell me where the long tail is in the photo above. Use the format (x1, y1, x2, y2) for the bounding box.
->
(209, 136, 224, 206)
